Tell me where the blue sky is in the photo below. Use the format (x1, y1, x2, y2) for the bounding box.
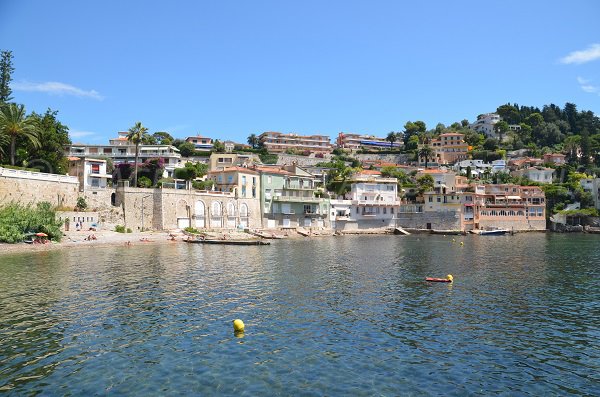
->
(1, 0, 599, 144)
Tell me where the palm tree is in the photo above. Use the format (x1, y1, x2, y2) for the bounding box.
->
(247, 133, 259, 149)
(0, 103, 40, 165)
(386, 131, 398, 150)
(417, 145, 435, 168)
(127, 121, 149, 187)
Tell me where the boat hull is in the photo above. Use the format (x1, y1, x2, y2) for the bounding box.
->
(425, 278, 452, 283)
(185, 239, 270, 246)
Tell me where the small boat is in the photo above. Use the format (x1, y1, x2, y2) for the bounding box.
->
(474, 229, 510, 235)
(185, 239, 270, 246)
(431, 229, 463, 235)
(426, 274, 453, 283)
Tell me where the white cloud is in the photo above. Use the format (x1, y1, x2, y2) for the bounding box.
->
(11, 81, 104, 100)
(576, 76, 600, 95)
(560, 43, 600, 64)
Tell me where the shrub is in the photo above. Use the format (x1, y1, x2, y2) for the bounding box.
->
(127, 228, 133, 233)
(115, 225, 126, 233)
(0, 202, 63, 243)
(76, 196, 87, 211)
(137, 176, 152, 188)
(184, 226, 201, 234)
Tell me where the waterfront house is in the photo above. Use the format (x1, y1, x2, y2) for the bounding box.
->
(208, 166, 259, 199)
(329, 172, 401, 232)
(67, 157, 112, 192)
(580, 178, 600, 210)
(256, 165, 328, 229)
(464, 184, 546, 231)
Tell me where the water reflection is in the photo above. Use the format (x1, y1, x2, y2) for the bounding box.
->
(1, 234, 599, 395)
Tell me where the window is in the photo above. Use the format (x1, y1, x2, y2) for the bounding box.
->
(429, 196, 433, 202)
(91, 164, 100, 174)
(103, 148, 112, 154)
(383, 207, 387, 214)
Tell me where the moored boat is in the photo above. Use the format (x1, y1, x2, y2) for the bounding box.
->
(426, 274, 453, 283)
(185, 239, 271, 246)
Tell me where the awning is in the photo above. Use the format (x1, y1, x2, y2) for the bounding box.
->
(507, 196, 521, 200)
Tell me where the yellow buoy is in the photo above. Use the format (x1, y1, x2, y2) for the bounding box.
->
(447, 274, 454, 282)
(233, 319, 245, 333)
(460, 241, 464, 246)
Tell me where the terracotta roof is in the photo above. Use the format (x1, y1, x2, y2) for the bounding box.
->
(357, 170, 382, 176)
(253, 166, 292, 175)
(209, 166, 258, 174)
(67, 156, 81, 161)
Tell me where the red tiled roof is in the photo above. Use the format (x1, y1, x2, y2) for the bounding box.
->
(209, 167, 258, 174)
(357, 170, 382, 176)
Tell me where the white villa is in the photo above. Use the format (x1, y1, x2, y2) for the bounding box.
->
(67, 132, 182, 178)
(330, 171, 401, 231)
(67, 157, 112, 191)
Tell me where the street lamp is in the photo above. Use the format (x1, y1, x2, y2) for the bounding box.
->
(141, 194, 152, 231)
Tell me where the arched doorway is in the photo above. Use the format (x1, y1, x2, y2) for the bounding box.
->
(239, 203, 249, 228)
(194, 200, 206, 228)
(226, 201, 237, 228)
(210, 201, 222, 229)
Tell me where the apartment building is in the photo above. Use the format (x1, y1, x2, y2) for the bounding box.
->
(259, 132, 333, 153)
(67, 132, 182, 177)
(430, 133, 469, 164)
(462, 184, 546, 231)
(336, 132, 401, 150)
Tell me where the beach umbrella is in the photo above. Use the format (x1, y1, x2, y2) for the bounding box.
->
(35, 232, 48, 237)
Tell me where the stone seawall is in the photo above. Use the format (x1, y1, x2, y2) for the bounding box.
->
(395, 211, 462, 231)
(0, 171, 79, 208)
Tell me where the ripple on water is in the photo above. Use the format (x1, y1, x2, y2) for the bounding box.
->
(0, 235, 599, 395)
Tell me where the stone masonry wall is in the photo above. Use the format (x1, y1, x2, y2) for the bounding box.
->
(0, 174, 79, 208)
(395, 211, 462, 230)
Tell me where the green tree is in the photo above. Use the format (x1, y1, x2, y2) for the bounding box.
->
(416, 174, 434, 195)
(563, 102, 578, 133)
(525, 113, 544, 128)
(0, 50, 14, 104)
(483, 137, 499, 151)
(0, 103, 40, 165)
(494, 120, 509, 143)
(580, 128, 591, 166)
(178, 141, 196, 157)
(26, 109, 71, 173)
(126, 121, 149, 188)
(386, 131, 398, 150)
(417, 145, 435, 168)
(152, 131, 174, 145)
(497, 104, 520, 124)
(247, 134, 259, 149)
(212, 139, 225, 153)
(563, 135, 581, 163)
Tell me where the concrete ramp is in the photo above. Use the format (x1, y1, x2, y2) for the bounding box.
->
(394, 227, 410, 235)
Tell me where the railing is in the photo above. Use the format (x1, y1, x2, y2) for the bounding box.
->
(272, 196, 321, 203)
(0, 167, 78, 183)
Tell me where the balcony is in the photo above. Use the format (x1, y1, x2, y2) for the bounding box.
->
(274, 196, 321, 203)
